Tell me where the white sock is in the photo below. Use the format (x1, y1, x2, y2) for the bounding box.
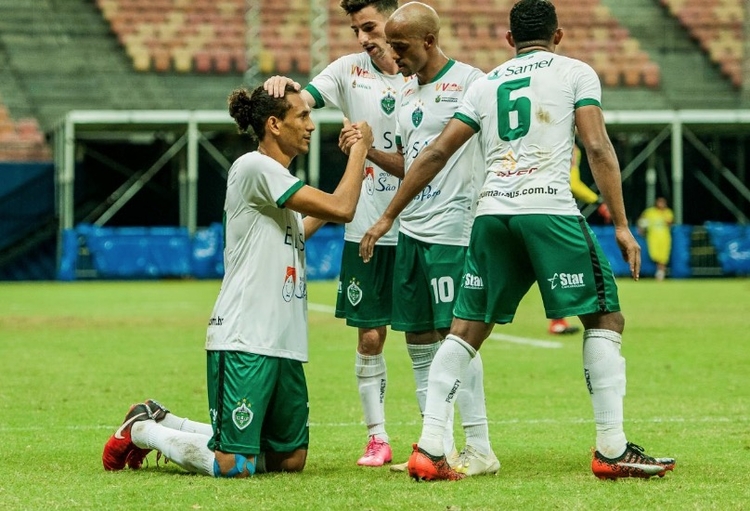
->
(419, 335, 475, 456)
(407, 341, 441, 414)
(583, 329, 627, 458)
(159, 413, 214, 437)
(457, 352, 491, 455)
(355, 351, 388, 442)
(131, 421, 214, 476)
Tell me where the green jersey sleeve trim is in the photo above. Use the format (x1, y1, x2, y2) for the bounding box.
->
(277, 180, 305, 208)
(303, 84, 326, 109)
(429, 59, 456, 84)
(575, 98, 601, 109)
(453, 112, 480, 132)
(395, 135, 402, 146)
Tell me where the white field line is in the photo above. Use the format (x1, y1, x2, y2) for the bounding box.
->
(2, 415, 746, 433)
(309, 302, 563, 349)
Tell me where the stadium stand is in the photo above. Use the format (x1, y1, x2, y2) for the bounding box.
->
(96, 0, 662, 87)
(0, 99, 51, 162)
(660, 0, 743, 87)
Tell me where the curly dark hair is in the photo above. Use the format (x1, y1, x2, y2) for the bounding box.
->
(339, 0, 397, 16)
(227, 84, 298, 141)
(509, 0, 558, 46)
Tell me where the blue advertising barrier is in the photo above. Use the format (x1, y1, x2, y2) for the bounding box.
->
(59, 222, 745, 281)
(589, 225, 692, 279)
(704, 222, 750, 275)
(58, 223, 344, 281)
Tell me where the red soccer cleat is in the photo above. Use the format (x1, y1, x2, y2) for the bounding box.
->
(102, 403, 151, 471)
(592, 442, 675, 480)
(407, 444, 465, 481)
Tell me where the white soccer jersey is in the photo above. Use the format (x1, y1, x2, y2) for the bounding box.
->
(206, 151, 308, 362)
(396, 60, 485, 245)
(454, 50, 601, 217)
(305, 53, 407, 245)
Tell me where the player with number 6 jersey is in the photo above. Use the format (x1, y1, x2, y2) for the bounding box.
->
(360, 0, 675, 481)
(454, 52, 597, 217)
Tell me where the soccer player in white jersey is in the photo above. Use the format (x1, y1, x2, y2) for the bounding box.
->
(264, 0, 415, 468)
(102, 84, 374, 478)
(361, 0, 676, 481)
(350, 1, 499, 477)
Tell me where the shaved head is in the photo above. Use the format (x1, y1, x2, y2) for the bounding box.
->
(387, 1, 440, 39)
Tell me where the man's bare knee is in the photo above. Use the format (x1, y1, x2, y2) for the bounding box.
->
(266, 449, 307, 472)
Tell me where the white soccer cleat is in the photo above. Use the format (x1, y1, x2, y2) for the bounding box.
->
(453, 445, 501, 476)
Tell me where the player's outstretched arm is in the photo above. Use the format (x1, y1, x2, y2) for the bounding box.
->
(287, 120, 374, 227)
(338, 123, 405, 178)
(263, 75, 317, 108)
(359, 118, 473, 262)
(576, 105, 640, 280)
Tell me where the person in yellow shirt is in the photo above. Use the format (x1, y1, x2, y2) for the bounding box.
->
(548, 146, 611, 335)
(637, 197, 674, 281)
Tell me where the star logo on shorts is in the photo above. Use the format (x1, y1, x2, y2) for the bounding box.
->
(548, 273, 559, 290)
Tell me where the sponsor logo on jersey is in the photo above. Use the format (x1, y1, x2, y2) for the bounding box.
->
(498, 150, 517, 172)
(295, 273, 307, 299)
(232, 399, 254, 431)
(365, 166, 375, 195)
(347, 278, 363, 306)
(434, 95, 458, 103)
(282, 266, 297, 302)
(403, 87, 416, 99)
(435, 82, 464, 92)
(208, 316, 224, 326)
(350, 65, 377, 79)
(380, 87, 396, 115)
(412, 184, 441, 202)
(504, 57, 555, 76)
(463, 273, 484, 289)
(547, 272, 585, 290)
(351, 79, 372, 90)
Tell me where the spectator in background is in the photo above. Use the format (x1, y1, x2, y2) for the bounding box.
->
(638, 196, 674, 281)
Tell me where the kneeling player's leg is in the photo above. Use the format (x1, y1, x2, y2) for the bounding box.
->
(260, 357, 310, 473)
(207, 351, 275, 476)
(130, 421, 216, 476)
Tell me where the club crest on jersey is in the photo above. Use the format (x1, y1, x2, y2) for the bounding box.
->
(232, 400, 253, 431)
(365, 166, 375, 195)
(380, 88, 396, 115)
(412, 105, 423, 127)
(347, 278, 362, 306)
(282, 266, 296, 302)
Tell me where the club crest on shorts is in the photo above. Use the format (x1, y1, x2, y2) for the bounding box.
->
(347, 278, 362, 306)
(232, 400, 253, 431)
(380, 88, 396, 115)
(282, 266, 296, 302)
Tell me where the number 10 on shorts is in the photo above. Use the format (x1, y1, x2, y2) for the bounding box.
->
(430, 276, 455, 304)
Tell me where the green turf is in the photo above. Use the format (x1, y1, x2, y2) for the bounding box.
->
(1, 278, 748, 510)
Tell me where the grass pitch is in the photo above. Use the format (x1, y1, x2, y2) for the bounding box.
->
(0, 278, 748, 510)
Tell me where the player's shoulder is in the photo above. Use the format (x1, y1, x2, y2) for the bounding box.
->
(233, 151, 282, 175)
(551, 53, 597, 77)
